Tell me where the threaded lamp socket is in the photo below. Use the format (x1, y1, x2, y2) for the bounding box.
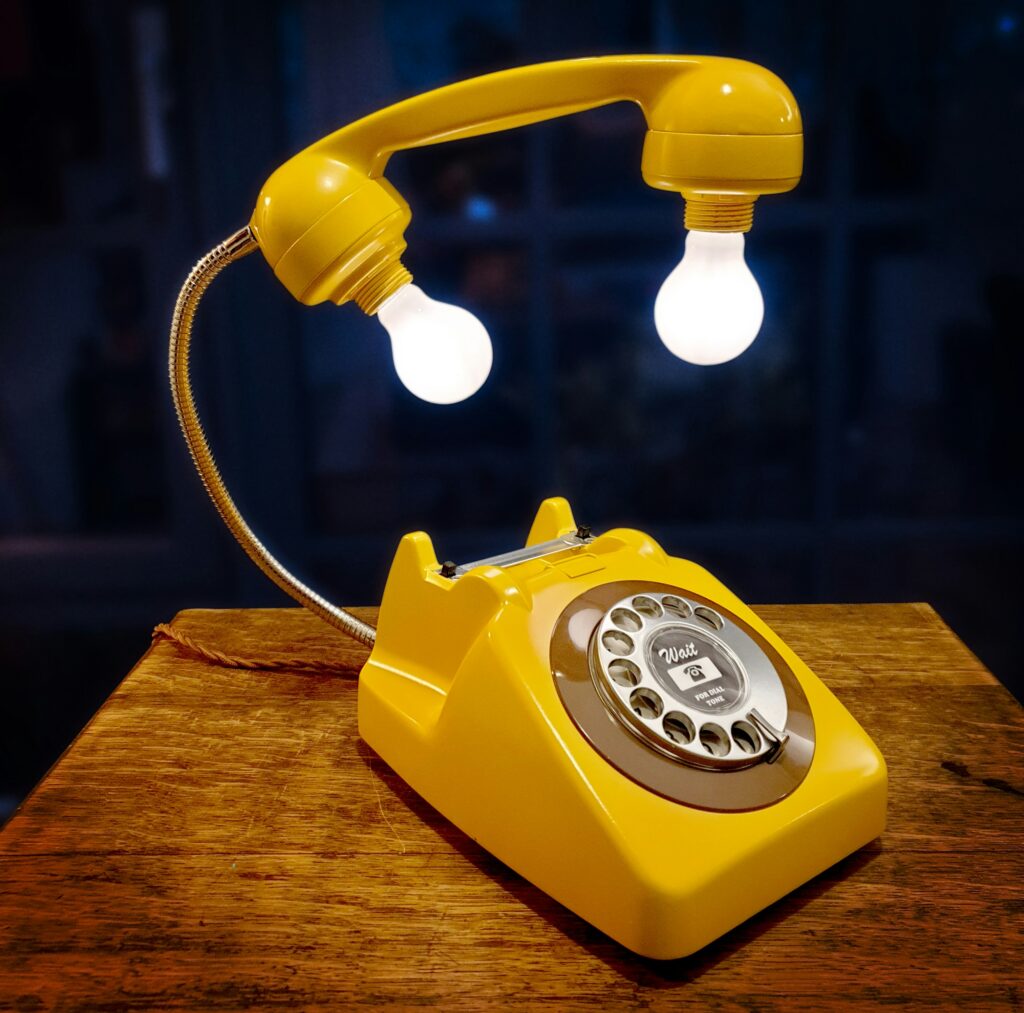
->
(352, 259, 413, 315)
(683, 197, 756, 233)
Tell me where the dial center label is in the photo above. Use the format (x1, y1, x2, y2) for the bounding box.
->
(647, 626, 745, 712)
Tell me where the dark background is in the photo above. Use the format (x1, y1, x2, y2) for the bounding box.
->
(1, 0, 1022, 821)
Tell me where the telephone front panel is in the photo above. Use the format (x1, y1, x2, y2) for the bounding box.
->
(358, 497, 886, 959)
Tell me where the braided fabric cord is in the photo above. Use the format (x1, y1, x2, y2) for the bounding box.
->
(151, 623, 357, 676)
(169, 227, 377, 648)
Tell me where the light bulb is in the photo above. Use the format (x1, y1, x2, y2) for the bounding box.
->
(654, 230, 765, 366)
(377, 283, 493, 404)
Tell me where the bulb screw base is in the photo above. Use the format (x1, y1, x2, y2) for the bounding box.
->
(352, 258, 413, 315)
(683, 196, 756, 233)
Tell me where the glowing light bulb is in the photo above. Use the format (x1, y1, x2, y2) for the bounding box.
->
(654, 230, 765, 366)
(377, 283, 493, 404)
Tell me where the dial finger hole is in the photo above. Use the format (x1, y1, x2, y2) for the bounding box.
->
(731, 720, 762, 755)
(631, 596, 662, 619)
(662, 711, 695, 745)
(602, 630, 634, 656)
(629, 687, 664, 720)
(608, 659, 641, 688)
(662, 596, 692, 619)
(699, 723, 730, 757)
(693, 605, 723, 630)
(610, 607, 642, 633)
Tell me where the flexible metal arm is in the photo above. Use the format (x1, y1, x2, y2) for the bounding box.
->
(169, 226, 377, 646)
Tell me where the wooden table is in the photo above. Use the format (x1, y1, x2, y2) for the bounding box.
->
(1, 604, 1022, 1010)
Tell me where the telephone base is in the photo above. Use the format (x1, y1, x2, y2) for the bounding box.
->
(358, 498, 886, 959)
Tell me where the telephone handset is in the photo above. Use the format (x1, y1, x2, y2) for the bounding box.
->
(360, 497, 886, 959)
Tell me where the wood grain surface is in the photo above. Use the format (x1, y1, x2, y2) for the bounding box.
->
(1, 604, 1022, 1011)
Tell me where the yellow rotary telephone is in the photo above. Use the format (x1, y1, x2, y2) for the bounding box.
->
(169, 55, 886, 959)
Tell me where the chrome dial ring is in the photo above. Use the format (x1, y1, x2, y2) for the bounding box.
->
(590, 591, 789, 769)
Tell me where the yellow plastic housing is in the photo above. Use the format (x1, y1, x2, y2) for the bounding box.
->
(250, 55, 802, 306)
(359, 498, 886, 959)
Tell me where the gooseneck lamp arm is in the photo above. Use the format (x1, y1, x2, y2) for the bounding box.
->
(168, 226, 381, 645)
(168, 55, 802, 646)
